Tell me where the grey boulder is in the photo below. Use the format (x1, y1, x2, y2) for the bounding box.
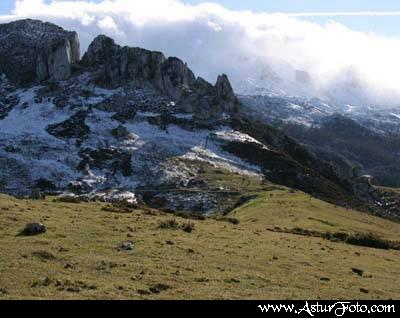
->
(23, 223, 47, 235)
(118, 241, 134, 251)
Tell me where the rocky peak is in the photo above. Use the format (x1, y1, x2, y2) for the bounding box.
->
(0, 19, 80, 85)
(81, 34, 239, 119)
(161, 57, 196, 100)
(81, 35, 119, 67)
(0, 21, 240, 121)
(82, 34, 195, 100)
(215, 74, 240, 113)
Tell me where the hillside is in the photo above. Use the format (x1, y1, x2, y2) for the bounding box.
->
(1, 184, 400, 300)
(281, 114, 400, 188)
(240, 95, 400, 189)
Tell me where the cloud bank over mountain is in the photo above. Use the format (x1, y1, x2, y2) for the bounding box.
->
(1, 0, 400, 106)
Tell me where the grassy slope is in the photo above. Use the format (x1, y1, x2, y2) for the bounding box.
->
(1, 189, 400, 300)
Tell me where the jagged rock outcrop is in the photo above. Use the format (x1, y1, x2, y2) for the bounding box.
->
(80, 35, 118, 68)
(215, 74, 240, 113)
(0, 19, 80, 85)
(81, 35, 238, 119)
(178, 74, 240, 121)
(81, 35, 198, 100)
(161, 57, 196, 100)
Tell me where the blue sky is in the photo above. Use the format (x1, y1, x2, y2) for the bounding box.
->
(1, 0, 400, 36)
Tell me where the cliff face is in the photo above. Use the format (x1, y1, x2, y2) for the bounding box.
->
(0, 19, 80, 85)
(81, 35, 238, 119)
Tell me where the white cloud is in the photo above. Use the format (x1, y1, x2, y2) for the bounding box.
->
(1, 0, 400, 106)
(97, 16, 119, 33)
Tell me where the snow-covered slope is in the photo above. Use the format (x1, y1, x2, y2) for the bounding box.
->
(0, 20, 262, 214)
(238, 89, 400, 189)
(239, 92, 400, 135)
(0, 72, 261, 194)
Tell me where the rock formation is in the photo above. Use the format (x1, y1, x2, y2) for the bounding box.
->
(0, 19, 80, 85)
(81, 35, 238, 119)
(215, 74, 240, 113)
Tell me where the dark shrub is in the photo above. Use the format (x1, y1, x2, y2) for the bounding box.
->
(31, 250, 56, 261)
(34, 178, 56, 190)
(346, 233, 392, 250)
(217, 217, 240, 225)
(181, 222, 195, 233)
(158, 219, 179, 230)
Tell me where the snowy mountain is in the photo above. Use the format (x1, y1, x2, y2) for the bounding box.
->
(238, 81, 400, 135)
(0, 19, 399, 218)
(238, 86, 400, 188)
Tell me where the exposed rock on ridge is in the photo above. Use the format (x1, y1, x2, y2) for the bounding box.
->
(0, 20, 238, 119)
(81, 35, 196, 100)
(0, 19, 80, 85)
(82, 35, 239, 119)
